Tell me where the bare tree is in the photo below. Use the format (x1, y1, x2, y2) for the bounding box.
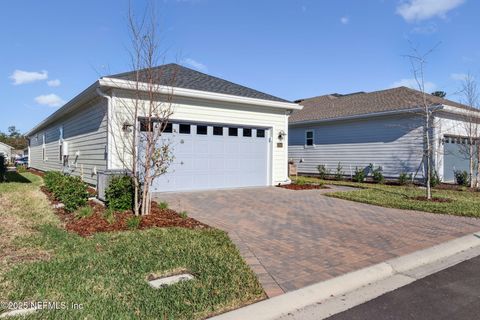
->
(404, 44, 440, 199)
(107, 3, 176, 215)
(457, 74, 480, 188)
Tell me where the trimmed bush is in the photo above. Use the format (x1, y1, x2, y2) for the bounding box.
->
(371, 165, 385, 184)
(317, 164, 329, 180)
(105, 175, 134, 211)
(44, 171, 88, 212)
(334, 162, 343, 181)
(429, 170, 440, 188)
(398, 172, 411, 185)
(353, 167, 365, 183)
(0, 155, 5, 183)
(126, 216, 141, 230)
(454, 170, 469, 187)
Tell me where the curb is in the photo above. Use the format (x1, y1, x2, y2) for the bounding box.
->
(211, 232, 480, 320)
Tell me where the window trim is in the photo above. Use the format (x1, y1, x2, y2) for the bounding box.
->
(305, 130, 314, 147)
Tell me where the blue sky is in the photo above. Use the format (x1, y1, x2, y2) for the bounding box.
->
(1, 0, 479, 133)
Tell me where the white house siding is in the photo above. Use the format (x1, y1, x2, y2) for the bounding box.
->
(288, 114, 425, 178)
(0, 143, 12, 161)
(29, 98, 108, 185)
(110, 89, 289, 185)
(434, 112, 479, 181)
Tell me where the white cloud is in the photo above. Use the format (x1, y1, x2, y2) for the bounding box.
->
(10, 69, 48, 85)
(396, 0, 465, 22)
(340, 16, 349, 24)
(391, 78, 437, 92)
(34, 94, 65, 107)
(47, 79, 61, 87)
(183, 58, 208, 72)
(450, 73, 468, 81)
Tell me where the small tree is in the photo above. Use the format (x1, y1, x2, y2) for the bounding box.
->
(457, 74, 480, 188)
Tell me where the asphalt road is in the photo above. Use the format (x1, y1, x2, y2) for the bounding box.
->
(327, 255, 480, 320)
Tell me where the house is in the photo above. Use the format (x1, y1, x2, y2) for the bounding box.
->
(0, 142, 13, 162)
(288, 87, 480, 182)
(26, 63, 301, 191)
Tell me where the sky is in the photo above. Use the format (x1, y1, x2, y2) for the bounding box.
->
(1, 0, 479, 133)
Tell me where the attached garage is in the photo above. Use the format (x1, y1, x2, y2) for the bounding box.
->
(443, 136, 478, 182)
(144, 122, 271, 192)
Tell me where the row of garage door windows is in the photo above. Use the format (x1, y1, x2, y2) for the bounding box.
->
(140, 121, 266, 138)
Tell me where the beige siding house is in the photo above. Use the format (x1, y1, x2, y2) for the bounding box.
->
(27, 64, 301, 191)
(0, 142, 13, 162)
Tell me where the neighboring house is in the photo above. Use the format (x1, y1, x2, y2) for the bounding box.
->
(0, 142, 13, 162)
(26, 63, 301, 191)
(288, 87, 480, 182)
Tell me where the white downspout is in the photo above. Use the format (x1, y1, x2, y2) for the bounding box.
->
(96, 87, 112, 170)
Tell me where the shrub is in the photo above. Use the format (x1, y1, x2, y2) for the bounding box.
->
(16, 165, 27, 173)
(317, 165, 329, 179)
(429, 170, 440, 188)
(158, 201, 169, 210)
(398, 172, 411, 185)
(103, 208, 116, 225)
(371, 165, 385, 184)
(58, 176, 89, 212)
(0, 155, 5, 183)
(75, 206, 94, 219)
(295, 176, 308, 185)
(454, 170, 469, 187)
(334, 162, 343, 181)
(179, 211, 188, 219)
(105, 175, 134, 211)
(126, 216, 141, 230)
(353, 167, 365, 183)
(44, 171, 65, 195)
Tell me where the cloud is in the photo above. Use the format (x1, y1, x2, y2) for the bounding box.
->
(10, 69, 48, 85)
(396, 0, 465, 22)
(183, 58, 208, 72)
(450, 73, 468, 81)
(391, 78, 437, 92)
(340, 16, 349, 24)
(47, 79, 61, 87)
(34, 94, 65, 107)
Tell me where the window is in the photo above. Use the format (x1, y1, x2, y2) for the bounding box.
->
(59, 126, 64, 140)
(256, 129, 265, 138)
(196, 125, 208, 135)
(243, 128, 252, 137)
(213, 126, 223, 136)
(42, 134, 46, 161)
(161, 122, 172, 133)
(305, 130, 314, 146)
(139, 119, 153, 132)
(179, 124, 191, 134)
(228, 127, 238, 136)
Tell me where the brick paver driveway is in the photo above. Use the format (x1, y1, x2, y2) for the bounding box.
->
(155, 186, 480, 297)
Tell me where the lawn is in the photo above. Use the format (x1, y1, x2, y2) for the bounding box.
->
(0, 172, 264, 319)
(293, 176, 480, 218)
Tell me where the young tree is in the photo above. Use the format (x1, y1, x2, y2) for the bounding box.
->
(458, 74, 480, 188)
(405, 45, 440, 199)
(107, 4, 176, 215)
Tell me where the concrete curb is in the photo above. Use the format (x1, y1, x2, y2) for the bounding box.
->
(211, 232, 480, 320)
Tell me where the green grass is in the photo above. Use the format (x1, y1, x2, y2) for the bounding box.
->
(293, 176, 480, 218)
(75, 206, 94, 219)
(0, 173, 265, 319)
(158, 201, 169, 210)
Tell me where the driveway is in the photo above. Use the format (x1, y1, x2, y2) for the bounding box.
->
(155, 186, 480, 297)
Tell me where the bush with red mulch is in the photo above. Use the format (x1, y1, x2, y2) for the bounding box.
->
(279, 184, 327, 190)
(38, 175, 209, 237)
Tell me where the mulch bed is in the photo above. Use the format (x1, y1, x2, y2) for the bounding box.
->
(411, 196, 453, 203)
(279, 184, 327, 190)
(434, 183, 478, 192)
(39, 183, 209, 237)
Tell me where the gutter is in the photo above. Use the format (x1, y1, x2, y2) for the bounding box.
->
(96, 88, 113, 170)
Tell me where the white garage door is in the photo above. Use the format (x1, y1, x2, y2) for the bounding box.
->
(443, 136, 478, 182)
(141, 122, 271, 192)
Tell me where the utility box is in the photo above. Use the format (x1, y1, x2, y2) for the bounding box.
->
(97, 170, 129, 201)
(288, 161, 297, 177)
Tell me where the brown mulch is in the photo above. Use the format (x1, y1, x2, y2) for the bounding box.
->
(434, 183, 478, 192)
(411, 196, 453, 203)
(279, 184, 327, 190)
(28, 168, 45, 177)
(39, 186, 209, 237)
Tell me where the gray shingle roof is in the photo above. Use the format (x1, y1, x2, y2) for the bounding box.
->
(290, 86, 473, 123)
(107, 63, 289, 103)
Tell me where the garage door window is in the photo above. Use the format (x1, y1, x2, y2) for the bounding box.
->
(196, 125, 208, 135)
(213, 126, 223, 136)
(179, 124, 191, 134)
(256, 129, 265, 138)
(229, 128, 238, 136)
(243, 128, 252, 137)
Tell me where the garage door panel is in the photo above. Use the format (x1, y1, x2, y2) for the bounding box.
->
(443, 137, 478, 182)
(143, 122, 270, 192)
